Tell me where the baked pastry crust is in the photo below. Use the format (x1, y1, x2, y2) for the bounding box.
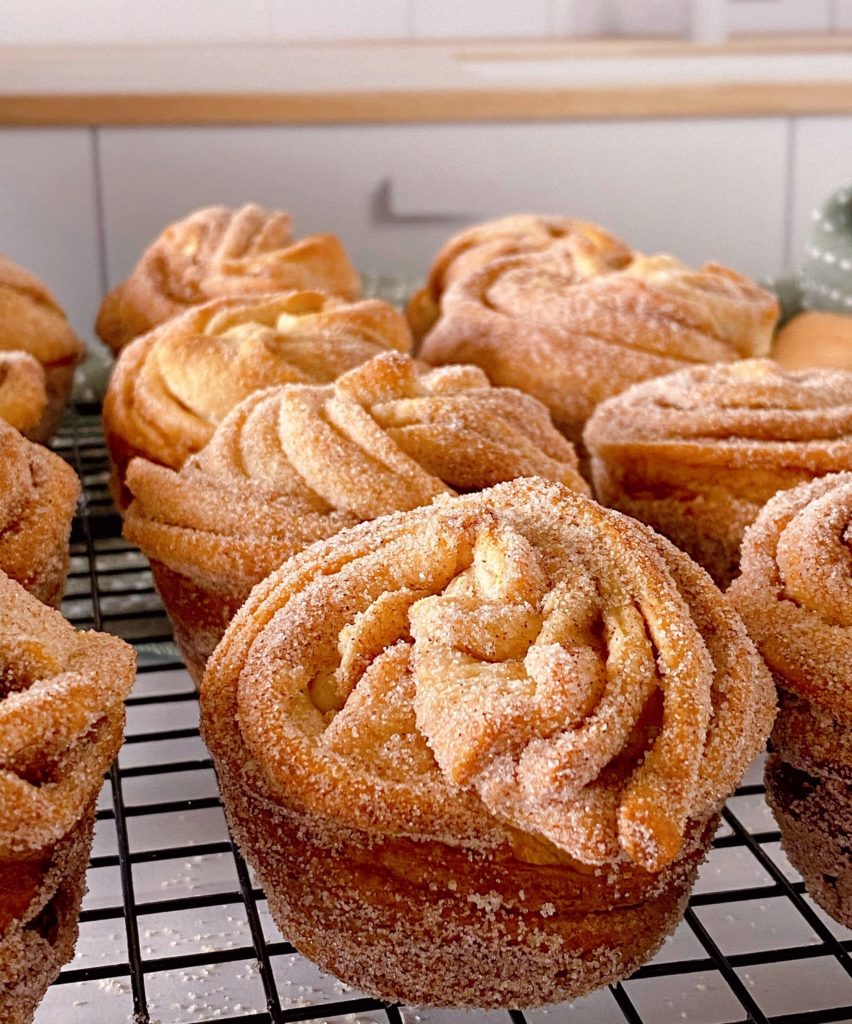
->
(124, 351, 589, 680)
(406, 214, 632, 342)
(202, 477, 774, 1006)
(0, 570, 135, 1021)
(96, 203, 362, 353)
(773, 310, 852, 372)
(103, 290, 413, 506)
(0, 352, 47, 435)
(586, 359, 852, 587)
(0, 418, 80, 606)
(729, 473, 852, 927)
(764, 754, 852, 928)
(0, 255, 84, 443)
(417, 222, 777, 440)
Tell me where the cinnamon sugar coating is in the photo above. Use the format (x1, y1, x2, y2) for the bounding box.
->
(96, 203, 362, 353)
(124, 352, 588, 680)
(103, 290, 412, 505)
(0, 419, 80, 606)
(730, 473, 852, 929)
(586, 359, 852, 587)
(0, 572, 135, 1021)
(202, 478, 774, 1006)
(406, 214, 631, 342)
(730, 472, 852, 724)
(418, 221, 776, 440)
(0, 353, 46, 435)
(0, 254, 84, 443)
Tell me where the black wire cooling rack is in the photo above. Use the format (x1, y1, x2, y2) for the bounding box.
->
(37, 398, 852, 1024)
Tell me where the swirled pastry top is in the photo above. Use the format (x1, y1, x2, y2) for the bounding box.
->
(0, 570, 135, 859)
(0, 418, 80, 598)
(585, 359, 852, 467)
(104, 290, 413, 474)
(0, 352, 46, 434)
(0, 254, 84, 368)
(729, 473, 852, 724)
(419, 243, 778, 436)
(405, 215, 632, 339)
(202, 478, 775, 873)
(124, 351, 589, 594)
(96, 203, 362, 352)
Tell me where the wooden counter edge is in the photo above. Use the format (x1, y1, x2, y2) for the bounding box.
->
(2, 82, 851, 126)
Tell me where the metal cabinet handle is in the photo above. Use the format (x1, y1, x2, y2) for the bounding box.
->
(370, 177, 475, 226)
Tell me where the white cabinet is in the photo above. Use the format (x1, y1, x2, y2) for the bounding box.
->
(99, 119, 788, 285)
(789, 115, 852, 268)
(0, 129, 101, 338)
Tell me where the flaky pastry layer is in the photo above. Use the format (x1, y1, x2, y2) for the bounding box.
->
(586, 359, 852, 586)
(96, 203, 362, 353)
(0, 571, 135, 860)
(406, 214, 631, 341)
(103, 290, 413, 500)
(0, 420, 80, 606)
(730, 471, 852, 724)
(124, 351, 588, 596)
(202, 478, 774, 874)
(0, 254, 84, 369)
(0, 353, 46, 435)
(418, 222, 777, 439)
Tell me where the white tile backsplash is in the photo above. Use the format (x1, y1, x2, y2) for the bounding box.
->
(0, 128, 101, 339)
(410, 0, 549, 40)
(836, 0, 852, 29)
(269, 0, 411, 40)
(129, 0, 273, 44)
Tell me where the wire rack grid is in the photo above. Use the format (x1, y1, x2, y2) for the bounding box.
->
(34, 398, 852, 1024)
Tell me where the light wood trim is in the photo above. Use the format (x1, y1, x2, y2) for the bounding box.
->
(2, 81, 852, 126)
(454, 33, 852, 61)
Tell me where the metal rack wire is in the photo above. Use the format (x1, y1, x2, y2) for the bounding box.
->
(38, 399, 852, 1024)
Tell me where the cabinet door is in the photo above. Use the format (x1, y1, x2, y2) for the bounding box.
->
(0, 129, 101, 338)
(789, 115, 852, 269)
(99, 119, 788, 288)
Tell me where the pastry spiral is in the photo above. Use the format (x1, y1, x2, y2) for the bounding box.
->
(96, 203, 362, 353)
(0, 418, 80, 606)
(729, 472, 852, 742)
(103, 290, 412, 504)
(202, 478, 774, 1006)
(585, 359, 852, 587)
(0, 571, 135, 1022)
(124, 351, 588, 680)
(730, 473, 852, 927)
(406, 214, 632, 341)
(419, 234, 777, 440)
(0, 353, 46, 435)
(0, 254, 84, 443)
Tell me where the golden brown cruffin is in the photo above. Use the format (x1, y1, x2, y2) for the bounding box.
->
(123, 350, 589, 682)
(96, 203, 362, 354)
(0, 418, 80, 606)
(585, 359, 852, 588)
(0, 352, 46, 435)
(201, 477, 775, 1008)
(103, 289, 413, 506)
(729, 473, 852, 928)
(418, 229, 777, 441)
(764, 754, 852, 929)
(405, 214, 633, 342)
(0, 570, 135, 1023)
(0, 254, 85, 443)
